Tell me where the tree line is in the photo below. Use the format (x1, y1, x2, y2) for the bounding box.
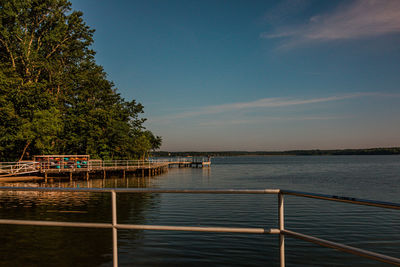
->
(154, 147, 400, 157)
(0, 0, 161, 161)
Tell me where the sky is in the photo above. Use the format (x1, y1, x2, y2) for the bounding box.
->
(70, 0, 400, 151)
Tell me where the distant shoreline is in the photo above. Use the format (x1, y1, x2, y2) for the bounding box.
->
(154, 147, 400, 157)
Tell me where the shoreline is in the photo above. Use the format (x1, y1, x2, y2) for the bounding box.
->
(154, 147, 400, 157)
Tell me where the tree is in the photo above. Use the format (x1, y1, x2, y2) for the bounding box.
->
(143, 130, 162, 152)
(0, 0, 161, 161)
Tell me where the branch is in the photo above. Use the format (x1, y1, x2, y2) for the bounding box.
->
(46, 35, 71, 59)
(0, 38, 16, 68)
(27, 32, 34, 58)
(15, 34, 23, 42)
(34, 69, 41, 83)
(56, 84, 61, 99)
(36, 35, 42, 52)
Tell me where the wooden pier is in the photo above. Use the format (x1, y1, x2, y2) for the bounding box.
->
(0, 156, 211, 182)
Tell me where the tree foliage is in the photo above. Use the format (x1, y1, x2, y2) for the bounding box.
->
(0, 0, 161, 161)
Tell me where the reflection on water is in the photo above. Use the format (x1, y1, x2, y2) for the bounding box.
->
(0, 175, 161, 267)
(0, 156, 399, 266)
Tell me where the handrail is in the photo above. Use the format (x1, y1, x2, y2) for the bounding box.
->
(0, 187, 399, 266)
(0, 187, 279, 194)
(0, 158, 211, 176)
(282, 229, 400, 266)
(0, 162, 38, 177)
(281, 189, 400, 210)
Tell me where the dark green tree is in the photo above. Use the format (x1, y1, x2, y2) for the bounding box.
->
(0, 0, 161, 161)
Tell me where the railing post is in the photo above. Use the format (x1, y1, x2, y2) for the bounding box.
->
(278, 193, 285, 267)
(112, 190, 118, 267)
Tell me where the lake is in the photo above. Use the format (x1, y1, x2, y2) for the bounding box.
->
(0, 155, 399, 266)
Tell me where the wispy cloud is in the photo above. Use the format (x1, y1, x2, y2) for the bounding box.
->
(150, 92, 376, 122)
(197, 115, 349, 127)
(261, 0, 400, 46)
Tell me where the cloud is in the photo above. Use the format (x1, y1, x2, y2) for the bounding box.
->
(262, 0, 400, 46)
(151, 92, 375, 122)
(197, 115, 348, 127)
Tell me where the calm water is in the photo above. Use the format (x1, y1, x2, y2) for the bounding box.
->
(0, 155, 399, 266)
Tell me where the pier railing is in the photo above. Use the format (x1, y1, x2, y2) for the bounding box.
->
(89, 160, 152, 169)
(0, 162, 38, 176)
(0, 158, 211, 176)
(151, 156, 210, 163)
(36, 158, 208, 170)
(0, 187, 399, 267)
(35, 159, 154, 171)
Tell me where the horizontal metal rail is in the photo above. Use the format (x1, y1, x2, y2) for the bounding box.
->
(0, 187, 399, 266)
(281, 189, 400, 210)
(0, 219, 112, 229)
(282, 229, 400, 266)
(0, 219, 277, 234)
(115, 224, 279, 234)
(0, 187, 280, 194)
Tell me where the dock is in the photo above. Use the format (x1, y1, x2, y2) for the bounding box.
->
(0, 155, 211, 182)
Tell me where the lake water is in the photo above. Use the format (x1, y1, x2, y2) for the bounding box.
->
(0, 155, 399, 266)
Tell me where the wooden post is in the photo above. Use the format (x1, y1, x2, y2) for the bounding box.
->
(123, 170, 126, 179)
(141, 169, 144, 177)
(45, 172, 48, 183)
(70, 172, 72, 182)
(86, 172, 89, 180)
(104, 170, 106, 179)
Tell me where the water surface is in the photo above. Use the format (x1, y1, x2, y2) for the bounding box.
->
(0, 155, 399, 266)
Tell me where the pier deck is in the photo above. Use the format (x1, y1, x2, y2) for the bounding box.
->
(0, 157, 211, 181)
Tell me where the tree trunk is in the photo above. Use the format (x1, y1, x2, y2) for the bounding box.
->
(19, 141, 31, 161)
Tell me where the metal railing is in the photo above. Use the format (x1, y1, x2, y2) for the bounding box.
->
(89, 160, 152, 169)
(151, 156, 210, 163)
(0, 162, 38, 176)
(35, 160, 153, 170)
(0, 158, 211, 176)
(36, 158, 208, 170)
(0, 187, 399, 266)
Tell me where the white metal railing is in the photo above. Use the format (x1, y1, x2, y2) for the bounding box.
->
(34, 159, 146, 170)
(0, 158, 211, 176)
(0, 162, 38, 176)
(0, 187, 398, 266)
(89, 160, 151, 169)
(150, 157, 210, 163)
(33, 158, 210, 171)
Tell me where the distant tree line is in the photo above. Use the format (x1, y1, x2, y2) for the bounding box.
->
(154, 147, 400, 157)
(0, 0, 161, 161)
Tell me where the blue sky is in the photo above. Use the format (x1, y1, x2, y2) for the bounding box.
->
(70, 0, 400, 151)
